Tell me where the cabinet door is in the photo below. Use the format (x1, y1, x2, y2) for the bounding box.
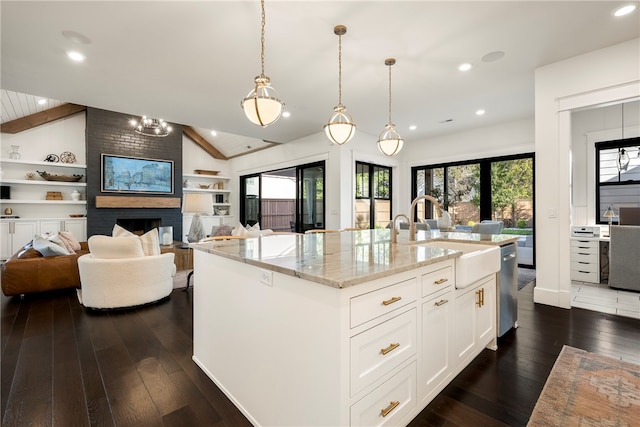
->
(476, 278, 496, 347)
(64, 219, 87, 242)
(40, 220, 62, 237)
(0, 222, 11, 259)
(422, 288, 452, 394)
(452, 287, 476, 365)
(12, 221, 37, 253)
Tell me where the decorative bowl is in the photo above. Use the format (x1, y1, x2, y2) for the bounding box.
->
(37, 171, 84, 182)
(215, 207, 228, 215)
(199, 183, 211, 189)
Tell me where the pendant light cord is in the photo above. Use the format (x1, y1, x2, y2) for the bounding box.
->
(387, 63, 392, 124)
(260, 0, 266, 78)
(338, 32, 343, 106)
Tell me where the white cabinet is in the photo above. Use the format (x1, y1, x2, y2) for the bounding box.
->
(39, 218, 87, 241)
(452, 275, 497, 367)
(0, 218, 86, 260)
(0, 220, 37, 259)
(421, 286, 453, 402)
(570, 238, 600, 283)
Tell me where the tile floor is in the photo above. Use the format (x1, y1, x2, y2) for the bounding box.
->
(571, 280, 640, 320)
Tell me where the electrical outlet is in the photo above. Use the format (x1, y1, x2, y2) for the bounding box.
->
(259, 269, 273, 286)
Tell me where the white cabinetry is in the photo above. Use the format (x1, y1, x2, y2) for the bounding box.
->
(39, 218, 87, 241)
(194, 252, 498, 426)
(570, 238, 600, 283)
(0, 220, 37, 260)
(452, 275, 497, 367)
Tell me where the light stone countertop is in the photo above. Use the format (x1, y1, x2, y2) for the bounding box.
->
(191, 229, 520, 289)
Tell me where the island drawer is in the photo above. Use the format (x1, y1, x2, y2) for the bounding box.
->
(421, 264, 454, 297)
(350, 278, 417, 328)
(350, 361, 417, 427)
(350, 309, 417, 396)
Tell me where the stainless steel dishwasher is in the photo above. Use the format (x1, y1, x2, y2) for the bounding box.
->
(498, 243, 518, 336)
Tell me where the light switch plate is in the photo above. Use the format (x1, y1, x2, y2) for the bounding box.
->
(259, 269, 273, 286)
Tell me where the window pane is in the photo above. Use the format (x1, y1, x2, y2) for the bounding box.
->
(491, 159, 533, 228)
(447, 164, 480, 226)
(355, 163, 369, 198)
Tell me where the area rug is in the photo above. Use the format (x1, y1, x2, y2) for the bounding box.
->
(518, 267, 536, 290)
(527, 345, 640, 426)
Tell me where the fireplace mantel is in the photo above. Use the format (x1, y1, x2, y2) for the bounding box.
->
(95, 196, 181, 208)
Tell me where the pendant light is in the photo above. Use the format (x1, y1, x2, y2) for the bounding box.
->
(131, 116, 172, 137)
(324, 25, 356, 145)
(377, 58, 404, 156)
(241, 0, 284, 127)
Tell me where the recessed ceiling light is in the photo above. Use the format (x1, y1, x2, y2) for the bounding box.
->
(476, 109, 486, 116)
(210, 130, 217, 136)
(613, 4, 636, 16)
(67, 51, 85, 62)
(282, 111, 291, 118)
(481, 51, 505, 63)
(409, 125, 417, 131)
(458, 63, 472, 72)
(37, 99, 47, 105)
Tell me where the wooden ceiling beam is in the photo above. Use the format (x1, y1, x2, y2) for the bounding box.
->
(1, 103, 86, 134)
(226, 142, 279, 160)
(183, 126, 228, 160)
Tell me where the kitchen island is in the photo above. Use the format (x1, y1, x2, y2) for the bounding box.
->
(191, 229, 517, 426)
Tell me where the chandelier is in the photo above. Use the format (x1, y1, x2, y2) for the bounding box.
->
(132, 116, 172, 137)
(324, 25, 356, 145)
(377, 58, 404, 156)
(241, 0, 284, 127)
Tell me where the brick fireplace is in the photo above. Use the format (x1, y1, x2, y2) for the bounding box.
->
(85, 107, 183, 240)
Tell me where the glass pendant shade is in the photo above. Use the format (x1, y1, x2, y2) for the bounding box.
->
(324, 105, 356, 145)
(617, 148, 630, 172)
(377, 123, 404, 156)
(242, 75, 284, 127)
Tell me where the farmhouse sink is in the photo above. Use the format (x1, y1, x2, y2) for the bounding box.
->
(418, 241, 500, 288)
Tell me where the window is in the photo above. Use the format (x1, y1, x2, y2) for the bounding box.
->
(355, 162, 392, 229)
(595, 138, 640, 223)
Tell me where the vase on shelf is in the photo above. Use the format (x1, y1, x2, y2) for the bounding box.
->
(71, 189, 81, 201)
(9, 145, 21, 160)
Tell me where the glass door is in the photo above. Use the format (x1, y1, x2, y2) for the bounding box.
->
(240, 174, 261, 227)
(298, 162, 325, 233)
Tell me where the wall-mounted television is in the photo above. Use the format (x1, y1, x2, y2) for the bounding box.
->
(101, 154, 174, 194)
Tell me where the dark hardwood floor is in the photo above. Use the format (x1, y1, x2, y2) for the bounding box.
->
(2, 283, 639, 427)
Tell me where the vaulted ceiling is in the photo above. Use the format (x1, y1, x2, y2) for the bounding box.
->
(1, 1, 638, 157)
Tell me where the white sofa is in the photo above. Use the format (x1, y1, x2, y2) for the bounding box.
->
(77, 235, 176, 309)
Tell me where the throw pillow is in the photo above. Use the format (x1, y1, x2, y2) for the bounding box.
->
(232, 222, 247, 237)
(249, 222, 261, 231)
(17, 242, 43, 259)
(88, 235, 145, 259)
(59, 230, 82, 252)
(32, 235, 70, 257)
(112, 224, 160, 256)
(214, 225, 234, 236)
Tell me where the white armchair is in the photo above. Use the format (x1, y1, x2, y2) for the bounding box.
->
(77, 235, 176, 309)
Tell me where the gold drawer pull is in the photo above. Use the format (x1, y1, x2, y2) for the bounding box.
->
(380, 400, 400, 417)
(434, 278, 448, 285)
(382, 296, 402, 306)
(380, 342, 400, 355)
(434, 299, 449, 306)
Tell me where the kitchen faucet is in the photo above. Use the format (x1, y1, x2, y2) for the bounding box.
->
(408, 195, 444, 241)
(390, 213, 410, 244)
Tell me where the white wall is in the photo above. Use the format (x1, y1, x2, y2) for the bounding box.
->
(535, 38, 640, 309)
(571, 101, 640, 227)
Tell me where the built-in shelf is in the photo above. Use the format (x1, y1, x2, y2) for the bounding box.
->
(183, 188, 230, 194)
(183, 173, 230, 180)
(1, 200, 87, 205)
(0, 179, 86, 187)
(0, 158, 87, 169)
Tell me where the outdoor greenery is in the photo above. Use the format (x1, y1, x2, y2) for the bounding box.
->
(491, 159, 533, 226)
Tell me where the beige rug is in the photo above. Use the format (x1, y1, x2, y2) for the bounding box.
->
(528, 345, 640, 426)
(172, 270, 190, 289)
